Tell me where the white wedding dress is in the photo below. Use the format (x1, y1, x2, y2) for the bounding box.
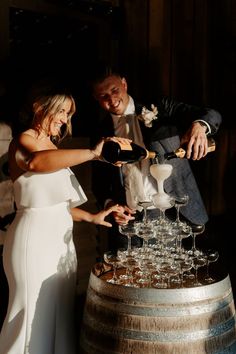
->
(0, 168, 87, 354)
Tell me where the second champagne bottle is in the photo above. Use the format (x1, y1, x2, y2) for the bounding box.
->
(100, 137, 216, 165)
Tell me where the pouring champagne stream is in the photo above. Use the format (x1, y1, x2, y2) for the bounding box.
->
(150, 162, 175, 224)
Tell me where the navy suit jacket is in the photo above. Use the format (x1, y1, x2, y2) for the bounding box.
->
(91, 97, 222, 225)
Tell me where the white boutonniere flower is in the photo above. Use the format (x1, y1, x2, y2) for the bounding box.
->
(138, 104, 158, 128)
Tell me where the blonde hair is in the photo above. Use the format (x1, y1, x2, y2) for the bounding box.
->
(32, 94, 76, 143)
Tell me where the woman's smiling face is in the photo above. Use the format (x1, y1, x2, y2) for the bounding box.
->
(41, 97, 73, 137)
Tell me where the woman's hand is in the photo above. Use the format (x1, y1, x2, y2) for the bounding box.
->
(71, 204, 127, 226)
(91, 204, 126, 227)
(90, 136, 132, 165)
(110, 205, 136, 225)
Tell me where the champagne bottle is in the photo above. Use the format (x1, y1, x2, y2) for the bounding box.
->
(101, 140, 158, 164)
(164, 137, 216, 160)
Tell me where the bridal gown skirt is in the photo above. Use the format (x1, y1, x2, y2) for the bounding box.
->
(0, 202, 77, 354)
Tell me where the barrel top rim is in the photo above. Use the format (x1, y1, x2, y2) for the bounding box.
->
(89, 267, 233, 303)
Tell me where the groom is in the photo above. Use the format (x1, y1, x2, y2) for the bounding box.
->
(89, 65, 222, 251)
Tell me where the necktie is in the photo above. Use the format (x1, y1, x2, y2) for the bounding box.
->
(116, 114, 134, 140)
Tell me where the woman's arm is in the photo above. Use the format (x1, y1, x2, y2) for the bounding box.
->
(13, 134, 131, 173)
(14, 133, 101, 172)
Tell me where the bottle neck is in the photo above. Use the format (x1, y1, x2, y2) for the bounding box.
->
(171, 137, 216, 159)
(146, 150, 159, 159)
(174, 148, 186, 158)
(162, 137, 216, 161)
(207, 137, 216, 152)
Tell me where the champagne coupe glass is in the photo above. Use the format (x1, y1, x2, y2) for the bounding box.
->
(153, 257, 174, 289)
(192, 253, 207, 286)
(155, 223, 176, 254)
(150, 162, 174, 225)
(175, 225, 192, 255)
(178, 258, 193, 288)
(152, 193, 175, 225)
(173, 194, 189, 227)
(189, 224, 205, 255)
(150, 163, 173, 195)
(137, 199, 153, 223)
(117, 248, 138, 287)
(204, 249, 219, 284)
(136, 221, 155, 253)
(170, 253, 185, 286)
(119, 222, 139, 255)
(165, 262, 180, 288)
(136, 253, 155, 287)
(103, 251, 121, 284)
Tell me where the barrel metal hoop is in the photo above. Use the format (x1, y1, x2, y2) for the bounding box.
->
(83, 311, 236, 342)
(90, 271, 232, 304)
(86, 287, 235, 317)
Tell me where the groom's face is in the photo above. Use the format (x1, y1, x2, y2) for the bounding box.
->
(93, 75, 129, 116)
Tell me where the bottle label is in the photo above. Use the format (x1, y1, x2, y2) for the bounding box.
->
(175, 148, 186, 158)
(207, 137, 216, 152)
(147, 151, 156, 159)
(116, 141, 133, 151)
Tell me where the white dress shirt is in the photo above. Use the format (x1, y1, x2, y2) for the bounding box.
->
(111, 96, 158, 210)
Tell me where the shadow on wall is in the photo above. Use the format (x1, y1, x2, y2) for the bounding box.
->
(0, 121, 15, 330)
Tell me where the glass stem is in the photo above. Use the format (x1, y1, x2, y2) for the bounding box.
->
(180, 272, 184, 287)
(179, 237, 183, 254)
(113, 265, 118, 281)
(160, 209, 166, 223)
(143, 207, 147, 223)
(192, 233, 196, 251)
(206, 261, 210, 278)
(143, 239, 148, 252)
(127, 236, 131, 254)
(195, 267, 199, 284)
(176, 206, 180, 222)
(157, 181, 164, 194)
(126, 267, 133, 285)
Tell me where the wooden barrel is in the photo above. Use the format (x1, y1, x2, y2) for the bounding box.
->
(79, 268, 236, 354)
